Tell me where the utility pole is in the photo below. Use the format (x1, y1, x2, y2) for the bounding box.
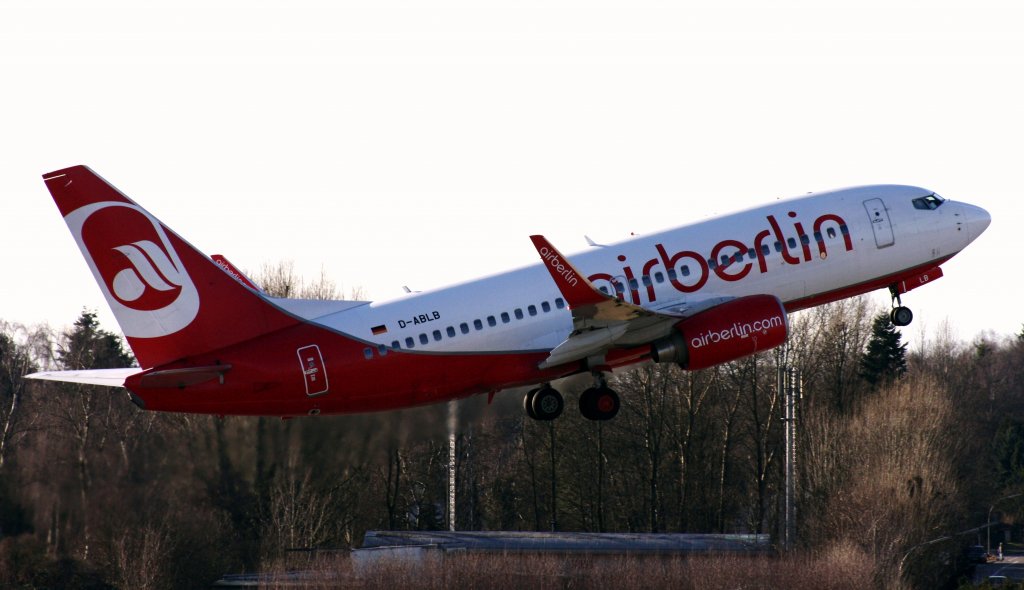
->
(779, 345, 800, 551)
(448, 400, 456, 532)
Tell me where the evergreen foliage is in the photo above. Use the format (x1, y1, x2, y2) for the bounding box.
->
(859, 311, 907, 388)
(58, 310, 134, 370)
(994, 419, 1024, 487)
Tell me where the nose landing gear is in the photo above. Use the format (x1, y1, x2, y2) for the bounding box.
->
(888, 284, 914, 327)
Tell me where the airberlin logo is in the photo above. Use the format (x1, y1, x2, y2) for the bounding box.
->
(539, 246, 580, 287)
(64, 202, 200, 338)
(690, 315, 785, 349)
(588, 211, 853, 305)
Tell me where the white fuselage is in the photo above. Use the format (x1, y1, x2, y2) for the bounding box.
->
(285, 185, 986, 353)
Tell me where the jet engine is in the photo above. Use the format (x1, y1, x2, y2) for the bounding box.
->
(651, 294, 789, 370)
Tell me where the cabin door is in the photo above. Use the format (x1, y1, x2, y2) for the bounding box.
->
(863, 198, 895, 248)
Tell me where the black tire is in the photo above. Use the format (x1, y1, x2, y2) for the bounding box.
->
(891, 306, 913, 327)
(530, 387, 564, 421)
(579, 386, 620, 421)
(579, 387, 599, 420)
(524, 388, 540, 420)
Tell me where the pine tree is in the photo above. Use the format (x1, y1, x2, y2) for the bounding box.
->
(994, 419, 1024, 487)
(859, 311, 908, 388)
(58, 310, 134, 370)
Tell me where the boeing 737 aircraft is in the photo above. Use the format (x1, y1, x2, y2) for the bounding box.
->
(30, 166, 990, 421)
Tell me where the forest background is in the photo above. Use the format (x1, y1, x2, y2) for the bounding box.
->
(1, 264, 1022, 589)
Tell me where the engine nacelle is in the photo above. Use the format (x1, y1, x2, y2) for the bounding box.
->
(650, 294, 789, 370)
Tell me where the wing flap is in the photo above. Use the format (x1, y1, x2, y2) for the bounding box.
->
(538, 324, 629, 369)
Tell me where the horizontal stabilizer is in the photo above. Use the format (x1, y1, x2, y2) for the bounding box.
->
(26, 368, 143, 388)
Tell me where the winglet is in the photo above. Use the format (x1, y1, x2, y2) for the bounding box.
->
(211, 254, 263, 292)
(530, 235, 607, 308)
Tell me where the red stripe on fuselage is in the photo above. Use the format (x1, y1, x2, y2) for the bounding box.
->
(784, 255, 953, 313)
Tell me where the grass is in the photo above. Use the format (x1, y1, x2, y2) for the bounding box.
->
(255, 542, 877, 589)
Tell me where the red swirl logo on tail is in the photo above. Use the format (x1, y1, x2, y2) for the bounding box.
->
(65, 202, 200, 338)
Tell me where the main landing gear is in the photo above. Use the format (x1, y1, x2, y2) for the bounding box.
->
(524, 375, 620, 422)
(888, 284, 914, 327)
(524, 385, 564, 421)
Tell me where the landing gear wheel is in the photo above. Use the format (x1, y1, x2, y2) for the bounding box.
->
(891, 306, 913, 327)
(579, 386, 620, 421)
(528, 386, 563, 421)
(524, 388, 540, 420)
(887, 284, 913, 327)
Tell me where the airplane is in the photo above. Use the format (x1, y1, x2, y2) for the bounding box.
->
(29, 165, 990, 421)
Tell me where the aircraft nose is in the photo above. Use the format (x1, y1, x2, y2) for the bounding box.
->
(961, 202, 991, 243)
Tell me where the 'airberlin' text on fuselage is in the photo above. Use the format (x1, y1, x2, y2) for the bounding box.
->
(588, 212, 852, 305)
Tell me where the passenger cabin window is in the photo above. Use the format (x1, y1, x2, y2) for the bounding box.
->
(514, 308, 524, 320)
(787, 237, 797, 249)
(654, 271, 664, 283)
(542, 301, 551, 313)
(363, 347, 373, 360)
(419, 334, 429, 345)
(433, 330, 442, 341)
(528, 305, 537, 316)
(827, 227, 837, 239)
(447, 326, 456, 338)
(392, 340, 401, 349)
(405, 337, 415, 348)
(912, 194, 945, 210)
(501, 312, 510, 324)
(460, 323, 470, 334)
(474, 319, 483, 330)
(487, 316, 497, 327)
(555, 298, 565, 309)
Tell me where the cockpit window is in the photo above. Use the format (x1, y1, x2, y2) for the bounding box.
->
(912, 194, 945, 210)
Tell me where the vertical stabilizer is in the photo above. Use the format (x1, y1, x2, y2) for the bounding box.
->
(42, 166, 299, 368)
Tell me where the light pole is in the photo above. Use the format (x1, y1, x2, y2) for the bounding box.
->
(987, 492, 1024, 556)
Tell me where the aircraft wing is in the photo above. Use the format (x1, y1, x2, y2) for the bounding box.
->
(530, 235, 728, 369)
(26, 368, 143, 388)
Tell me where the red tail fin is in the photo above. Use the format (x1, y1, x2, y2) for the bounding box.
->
(42, 165, 299, 368)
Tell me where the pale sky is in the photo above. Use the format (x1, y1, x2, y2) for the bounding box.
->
(2, 1, 1020, 348)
